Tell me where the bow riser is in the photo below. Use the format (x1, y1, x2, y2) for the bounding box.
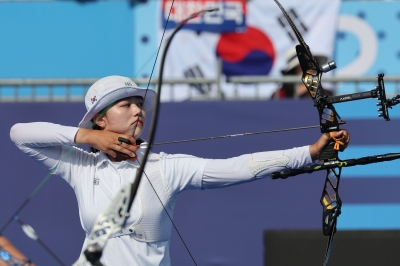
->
(272, 1, 357, 264)
(296, 45, 344, 134)
(296, 41, 343, 240)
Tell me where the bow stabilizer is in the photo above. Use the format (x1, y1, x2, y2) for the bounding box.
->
(271, 152, 400, 179)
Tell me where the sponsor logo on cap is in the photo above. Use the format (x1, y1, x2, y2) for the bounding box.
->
(125, 82, 132, 86)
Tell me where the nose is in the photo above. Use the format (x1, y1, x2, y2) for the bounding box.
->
(131, 103, 143, 117)
(130, 102, 139, 111)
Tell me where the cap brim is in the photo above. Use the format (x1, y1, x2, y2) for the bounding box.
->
(78, 86, 156, 129)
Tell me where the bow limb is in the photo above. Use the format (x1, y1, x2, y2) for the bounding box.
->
(77, 7, 219, 266)
(273, 1, 344, 265)
(126, 8, 220, 266)
(75, 3, 177, 265)
(132, 7, 221, 212)
(272, 1, 400, 265)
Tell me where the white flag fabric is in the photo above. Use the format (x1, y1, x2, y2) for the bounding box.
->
(159, 0, 341, 101)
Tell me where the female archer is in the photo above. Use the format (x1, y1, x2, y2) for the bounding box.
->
(10, 75, 350, 265)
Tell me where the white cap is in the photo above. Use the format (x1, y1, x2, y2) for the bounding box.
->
(78, 75, 156, 129)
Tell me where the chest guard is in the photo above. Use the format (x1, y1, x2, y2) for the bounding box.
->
(111, 153, 174, 242)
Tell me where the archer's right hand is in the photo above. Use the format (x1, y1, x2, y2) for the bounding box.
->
(75, 128, 138, 160)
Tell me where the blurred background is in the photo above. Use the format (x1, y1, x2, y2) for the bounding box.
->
(1, 0, 400, 265)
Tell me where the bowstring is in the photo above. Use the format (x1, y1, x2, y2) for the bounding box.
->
(274, 1, 341, 265)
(0, 3, 178, 265)
(1, 1, 321, 264)
(128, 1, 198, 265)
(136, 158, 198, 264)
(14, 216, 66, 266)
(152, 125, 320, 146)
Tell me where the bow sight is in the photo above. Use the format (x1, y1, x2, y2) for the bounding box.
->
(295, 43, 400, 134)
(322, 73, 400, 121)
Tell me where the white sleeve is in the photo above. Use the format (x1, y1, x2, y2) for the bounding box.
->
(9, 122, 82, 184)
(159, 153, 210, 197)
(202, 146, 312, 189)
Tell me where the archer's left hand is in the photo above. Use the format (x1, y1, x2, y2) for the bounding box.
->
(309, 130, 350, 160)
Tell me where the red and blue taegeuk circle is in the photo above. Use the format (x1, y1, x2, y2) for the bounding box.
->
(216, 26, 275, 76)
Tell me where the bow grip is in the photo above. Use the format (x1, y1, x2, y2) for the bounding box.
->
(319, 141, 338, 161)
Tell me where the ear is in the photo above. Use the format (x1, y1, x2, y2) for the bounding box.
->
(93, 114, 106, 129)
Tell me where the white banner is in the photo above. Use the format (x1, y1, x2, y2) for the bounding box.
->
(159, 0, 341, 101)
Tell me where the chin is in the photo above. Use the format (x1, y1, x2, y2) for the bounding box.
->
(123, 130, 134, 138)
(134, 132, 143, 140)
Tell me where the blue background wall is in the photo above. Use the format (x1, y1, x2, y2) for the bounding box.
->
(1, 1, 400, 265)
(334, 2, 400, 95)
(2, 1, 400, 80)
(1, 100, 400, 265)
(0, 2, 135, 78)
(335, 2, 400, 77)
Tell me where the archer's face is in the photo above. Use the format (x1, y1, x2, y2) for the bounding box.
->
(97, 96, 146, 139)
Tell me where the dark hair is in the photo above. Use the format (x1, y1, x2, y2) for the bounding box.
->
(89, 101, 112, 153)
(90, 121, 102, 153)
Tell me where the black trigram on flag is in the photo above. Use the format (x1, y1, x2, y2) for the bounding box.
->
(183, 65, 211, 95)
(277, 8, 308, 42)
